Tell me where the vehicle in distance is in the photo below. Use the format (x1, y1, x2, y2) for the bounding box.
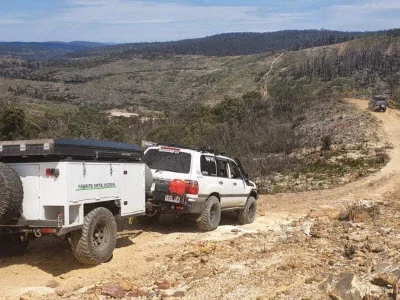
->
(368, 95, 387, 112)
(141, 145, 258, 231)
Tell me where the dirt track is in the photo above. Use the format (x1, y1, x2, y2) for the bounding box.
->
(0, 98, 400, 299)
(259, 98, 400, 216)
(261, 52, 284, 99)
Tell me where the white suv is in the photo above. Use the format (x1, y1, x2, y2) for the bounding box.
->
(142, 145, 258, 231)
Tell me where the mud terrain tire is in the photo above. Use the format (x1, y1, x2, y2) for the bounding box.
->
(70, 207, 117, 265)
(0, 163, 23, 225)
(197, 196, 221, 231)
(238, 196, 257, 225)
(145, 164, 153, 192)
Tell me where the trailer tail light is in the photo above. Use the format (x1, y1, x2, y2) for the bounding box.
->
(40, 228, 57, 234)
(185, 180, 199, 195)
(169, 179, 186, 195)
(46, 168, 60, 178)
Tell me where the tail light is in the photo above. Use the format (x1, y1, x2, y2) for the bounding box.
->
(169, 179, 186, 195)
(168, 179, 199, 195)
(185, 180, 199, 195)
(46, 168, 60, 178)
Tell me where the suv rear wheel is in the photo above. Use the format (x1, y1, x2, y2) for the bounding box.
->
(238, 196, 257, 225)
(197, 196, 221, 231)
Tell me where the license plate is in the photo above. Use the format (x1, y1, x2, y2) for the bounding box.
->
(165, 195, 181, 203)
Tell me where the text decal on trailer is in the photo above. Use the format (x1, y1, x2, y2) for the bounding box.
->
(76, 183, 117, 191)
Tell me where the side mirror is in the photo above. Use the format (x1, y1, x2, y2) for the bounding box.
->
(243, 173, 249, 181)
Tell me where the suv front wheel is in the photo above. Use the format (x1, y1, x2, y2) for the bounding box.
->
(197, 196, 221, 231)
(238, 196, 257, 225)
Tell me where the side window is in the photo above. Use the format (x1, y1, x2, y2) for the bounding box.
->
(228, 161, 242, 179)
(200, 156, 217, 176)
(216, 159, 229, 178)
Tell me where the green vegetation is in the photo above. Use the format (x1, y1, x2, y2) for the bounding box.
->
(0, 103, 156, 145)
(0, 32, 396, 192)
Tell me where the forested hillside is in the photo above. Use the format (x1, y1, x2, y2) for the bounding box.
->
(0, 29, 374, 60)
(270, 30, 400, 103)
(69, 30, 367, 58)
(0, 41, 110, 60)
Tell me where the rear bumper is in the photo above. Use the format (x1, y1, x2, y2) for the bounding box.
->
(152, 191, 206, 215)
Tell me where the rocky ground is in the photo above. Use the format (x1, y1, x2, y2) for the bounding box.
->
(14, 200, 400, 300)
(1, 99, 400, 300)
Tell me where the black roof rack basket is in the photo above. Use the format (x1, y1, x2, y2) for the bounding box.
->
(0, 139, 143, 162)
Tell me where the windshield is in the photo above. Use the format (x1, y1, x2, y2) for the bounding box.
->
(143, 149, 191, 174)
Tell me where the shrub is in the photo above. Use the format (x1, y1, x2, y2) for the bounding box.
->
(0, 107, 26, 140)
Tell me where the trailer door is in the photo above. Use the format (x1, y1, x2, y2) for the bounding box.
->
(120, 163, 146, 216)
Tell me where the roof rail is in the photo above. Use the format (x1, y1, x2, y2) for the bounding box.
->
(142, 140, 227, 156)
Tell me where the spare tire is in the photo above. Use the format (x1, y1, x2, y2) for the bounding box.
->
(144, 164, 153, 192)
(0, 163, 23, 225)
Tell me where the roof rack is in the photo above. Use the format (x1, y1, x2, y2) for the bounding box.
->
(142, 140, 227, 156)
(0, 139, 143, 162)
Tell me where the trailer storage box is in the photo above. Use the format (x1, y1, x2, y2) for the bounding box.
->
(9, 161, 146, 231)
(0, 139, 146, 232)
(0, 139, 149, 265)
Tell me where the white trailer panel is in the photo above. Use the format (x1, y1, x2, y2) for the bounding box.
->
(8, 161, 146, 230)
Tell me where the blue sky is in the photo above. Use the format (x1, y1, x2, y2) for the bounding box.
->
(0, 0, 399, 43)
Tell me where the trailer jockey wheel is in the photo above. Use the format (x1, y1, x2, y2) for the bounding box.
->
(70, 207, 117, 265)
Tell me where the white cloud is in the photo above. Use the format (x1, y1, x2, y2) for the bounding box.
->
(0, 18, 23, 25)
(59, 0, 254, 24)
(1, 0, 400, 42)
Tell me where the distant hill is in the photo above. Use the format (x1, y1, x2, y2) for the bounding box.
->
(0, 41, 110, 60)
(0, 29, 390, 61)
(68, 30, 371, 58)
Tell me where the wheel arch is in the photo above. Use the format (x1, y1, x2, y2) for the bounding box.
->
(249, 189, 258, 200)
(83, 200, 120, 216)
(208, 192, 221, 202)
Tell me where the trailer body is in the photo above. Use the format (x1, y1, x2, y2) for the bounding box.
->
(0, 139, 149, 264)
(8, 161, 145, 234)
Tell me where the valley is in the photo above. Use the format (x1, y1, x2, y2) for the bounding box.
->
(0, 29, 400, 299)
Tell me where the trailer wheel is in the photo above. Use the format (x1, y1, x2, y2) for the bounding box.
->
(0, 163, 23, 225)
(70, 207, 117, 265)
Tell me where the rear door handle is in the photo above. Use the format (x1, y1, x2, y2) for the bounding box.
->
(219, 181, 223, 185)
(233, 182, 237, 186)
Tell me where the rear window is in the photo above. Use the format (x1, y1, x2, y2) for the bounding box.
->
(143, 149, 191, 174)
